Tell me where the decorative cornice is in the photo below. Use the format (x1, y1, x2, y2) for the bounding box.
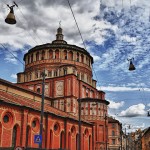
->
(23, 43, 93, 63)
(77, 98, 110, 105)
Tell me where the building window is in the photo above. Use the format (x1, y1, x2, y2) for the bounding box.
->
(37, 88, 40, 93)
(84, 128, 89, 137)
(112, 130, 115, 136)
(64, 68, 67, 75)
(68, 51, 73, 60)
(48, 71, 52, 77)
(81, 54, 84, 63)
(54, 70, 57, 77)
(112, 123, 115, 128)
(53, 123, 60, 135)
(3, 115, 9, 123)
(32, 120, 36, 128)
(12, 125, 17, 147)
(36, 52, 39, 61)
(41, 51, 45, 60)
(71, 126, 76, 137)
(76, 52, 79, 62)
(112, 139, 115, 145)
(64, 50, 67, 60)
(55, 50, 59, 59)
(49, 50, 53, 59)
(81, 73, 84, 80)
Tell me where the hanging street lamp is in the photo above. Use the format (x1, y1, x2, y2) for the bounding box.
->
(5, 2, 18, 25)
(128, 58, 136, 71)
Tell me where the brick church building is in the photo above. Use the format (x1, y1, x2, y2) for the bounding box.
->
(0, 27, 109, 150)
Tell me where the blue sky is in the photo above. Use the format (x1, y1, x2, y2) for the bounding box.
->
(0, 0, 150, 132)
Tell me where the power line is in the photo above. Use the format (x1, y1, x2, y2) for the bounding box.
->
(67, 0, 102, 88)
(0, 43, 24, 66)
(67, 0, 87, 51)
(15, 14, 39, 45)
(16, 3, 44, 44)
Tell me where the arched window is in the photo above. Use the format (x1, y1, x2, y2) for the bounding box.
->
(81, 54, 84, 63)
(76, 53, 79, 62)
(64, 68, 67, 75)
(49, 130, 53, 148)
(41, 51, 45, 60)
(55, 50, 59, 59)
(37, 88, 40, 93)
(64, 50, 67, 60)
(26, 126, 31, 147)
(49, 50, 53, 59)
(54, 70, 58, 77)
(12, 125, 17, 147)
(36, 52, 39, 61)
(112, 130, 115, 136)
(48, 71, 52, 77)
(12, 125, 20, 147)
(81, 73, 84, 81)
(60, 131, 65, 149)
(68, 51, 73, 60)
(112, 124, 115, 128)
(68, 132, 71, 149)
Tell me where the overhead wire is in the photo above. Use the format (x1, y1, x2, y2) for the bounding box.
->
(0, 43, 24, 66)
(16, 5, 44, 44)
(66, 0, 102, 89)
(66, 0, 87, 51)
(14, 13, 39, 45)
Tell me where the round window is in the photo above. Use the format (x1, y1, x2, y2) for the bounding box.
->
(54, 124, 58, 131)
(53, 123, 60, 135)
(71, 126, 76, 136)
(32, 120, 36, 128)
(2, 112, 14, 128)
(31, 118, 39, 132)
(3, 115, 9, 123)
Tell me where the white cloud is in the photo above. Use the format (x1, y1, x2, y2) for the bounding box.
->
(108, 100, 124, 109)
(97, 86, 150, 92)
(11, 74, 17, 79)
(119, 103, 146, 117)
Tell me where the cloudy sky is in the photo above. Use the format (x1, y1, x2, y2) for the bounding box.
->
(0, 0, 150, 132)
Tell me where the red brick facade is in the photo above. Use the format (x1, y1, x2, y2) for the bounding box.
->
(108, 117, 122, 150)
(0, 27, 109, 150)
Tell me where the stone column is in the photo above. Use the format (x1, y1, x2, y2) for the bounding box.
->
(33, 52, 36, 62)
(53, 50, 55, 59)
